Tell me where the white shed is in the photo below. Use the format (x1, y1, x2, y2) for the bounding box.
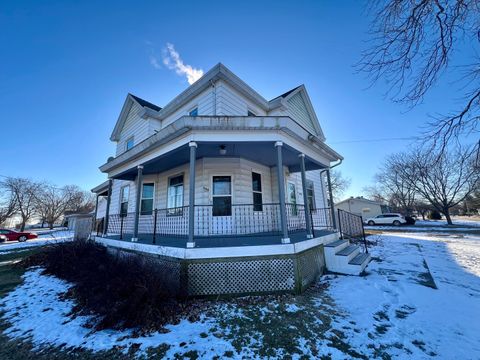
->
(335, 197, 387, 219)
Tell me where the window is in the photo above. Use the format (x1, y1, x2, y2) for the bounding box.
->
(212, 176, 232, 216)
(189, 107, 198, 116)
(126, 137, 134, 151)
(287, 182, 297, 215)
(306, 180, 316, 211)
(247, 110, 256, 116)
(252, 172, 263, 211)
(167, 175, 184, 215)
(120, 186, 129, 216)
(140, 183, 154, 215)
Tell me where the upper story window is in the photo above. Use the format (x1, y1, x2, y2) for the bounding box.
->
(252, 172, 263, 211)
(189, 107, 198, 117)
(126, 137, 134, 151)
(120, 186, 129, 216)
(247, 110, 256, 116)
(167, 174, 184, 215)
(140, 183, 155, 215)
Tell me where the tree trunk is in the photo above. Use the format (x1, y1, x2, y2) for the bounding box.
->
(20, 220, 26, 232)
(49, 222, 54, 230)
(421, 213, 425, 221)
(443, 209, 453, 225)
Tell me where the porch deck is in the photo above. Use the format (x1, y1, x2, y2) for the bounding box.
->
(103, 229, 336, 248)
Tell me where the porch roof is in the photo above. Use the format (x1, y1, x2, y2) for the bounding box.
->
(100, 116, 343, 179)
(112, 141, 326, 180)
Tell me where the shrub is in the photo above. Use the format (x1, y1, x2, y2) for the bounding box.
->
(21, 240, 194, 331)
(428, 210, 442, 220)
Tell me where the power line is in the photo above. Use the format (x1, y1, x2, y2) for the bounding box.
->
(329, 136, 419, 145)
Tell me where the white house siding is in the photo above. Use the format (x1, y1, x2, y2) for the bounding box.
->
(285, 92, 317, 135)
(215, 80, 266, 116)
(115, 102, 160, 156)
(161, 87, 215, 128)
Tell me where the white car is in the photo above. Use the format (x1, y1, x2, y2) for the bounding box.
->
(365, 213, 407, 226)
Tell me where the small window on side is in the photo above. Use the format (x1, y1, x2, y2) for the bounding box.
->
(189, 107, 198, 116)
(252, 172, 263, 211)
(126, 137, 134, 151)
(247, 110, 256, 116)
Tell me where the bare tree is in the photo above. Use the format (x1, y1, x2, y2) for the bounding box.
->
(375, 153, 417, 214)
(0, 183, 17, 226)
(396, 145, 479, 224)
(34, 184, 81, 229)
(359, 0, 480, 149)
(65, 186, 95, 214)
(3, 178, 41, 231)
(330, 170, 352, 202)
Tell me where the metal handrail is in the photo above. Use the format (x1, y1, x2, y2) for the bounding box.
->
(337, 209, 368, 253)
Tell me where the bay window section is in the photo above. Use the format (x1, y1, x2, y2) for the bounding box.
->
(167, 175, 184, 215)
(140, 183, 154, 215)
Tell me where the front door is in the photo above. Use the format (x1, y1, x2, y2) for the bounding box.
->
(212, 176, 232, 234)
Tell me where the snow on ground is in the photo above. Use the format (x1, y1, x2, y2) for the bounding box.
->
(0, 268, 235, 358)
(325, 232, 480, 359)
(0, 229, 479, 358)
(0, 231, 74, 252)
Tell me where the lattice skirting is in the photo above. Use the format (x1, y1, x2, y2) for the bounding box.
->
(105, 245, 325, 296)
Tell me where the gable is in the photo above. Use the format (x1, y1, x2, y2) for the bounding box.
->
(286, 92, 317, 134)
(110, 94, 161, 142)
(276, 86, 325, 140)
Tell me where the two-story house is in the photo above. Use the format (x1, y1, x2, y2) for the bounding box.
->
(91, 63, 370, 296)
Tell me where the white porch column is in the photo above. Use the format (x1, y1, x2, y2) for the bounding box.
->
(103, 179, 113, 236)
(275, 141, 290, 244)
(299, 154, 313, 238)
(187, 141, 197, 248)
(132, 165, 144, 242)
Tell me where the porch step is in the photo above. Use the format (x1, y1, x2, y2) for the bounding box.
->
(325, 239, 347, 248)
(349, 252, 370, 266)
(325, 241, 371, 276)
(336, 244, 358, 256)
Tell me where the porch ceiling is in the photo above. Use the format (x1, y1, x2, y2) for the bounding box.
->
(113, 141, 327, 180)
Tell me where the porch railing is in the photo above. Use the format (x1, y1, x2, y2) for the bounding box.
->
(104, 203, 334, 242)
(337, 209, 368, 253)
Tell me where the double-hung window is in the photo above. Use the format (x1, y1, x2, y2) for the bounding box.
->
(120, 186, 129, 216)
(167, 175, 184, 215)
(252, 172, 263, 211)
(306, 180, 316, 211)
(126, 137, 134, 151)
(140, 183, 154, 215)
(189, 107, 198, 116)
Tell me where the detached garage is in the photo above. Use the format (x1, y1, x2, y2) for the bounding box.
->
(335, 197, 388, 219)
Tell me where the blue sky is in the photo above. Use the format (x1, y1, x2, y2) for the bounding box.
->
(0, 1, 473, 198)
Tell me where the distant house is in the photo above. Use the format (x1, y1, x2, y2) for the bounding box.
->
(336, 197, 388, 219)
(90, 63, 371, 296)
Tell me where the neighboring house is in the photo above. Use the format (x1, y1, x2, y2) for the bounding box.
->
(91, 63, 370, 296)
(336, 197, 388, 219)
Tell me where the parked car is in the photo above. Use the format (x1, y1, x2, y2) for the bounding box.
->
(0, 234, 7, 243)
(365, 213, 407, 226)
(404, 216, 416, 225)
(0, 229, 38, 242)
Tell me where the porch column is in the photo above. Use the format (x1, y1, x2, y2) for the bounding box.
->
(326, 169, 337, 229)
(299, 154, 313, 239)
(93, 194, 99, 233)
(132, 165, 144, 242)
(103, 179, 113, 236)
(275, 141, 290, 244)
(187, 141, 197, 248)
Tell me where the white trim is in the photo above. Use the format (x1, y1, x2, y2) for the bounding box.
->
(94, 232, 339, 259)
